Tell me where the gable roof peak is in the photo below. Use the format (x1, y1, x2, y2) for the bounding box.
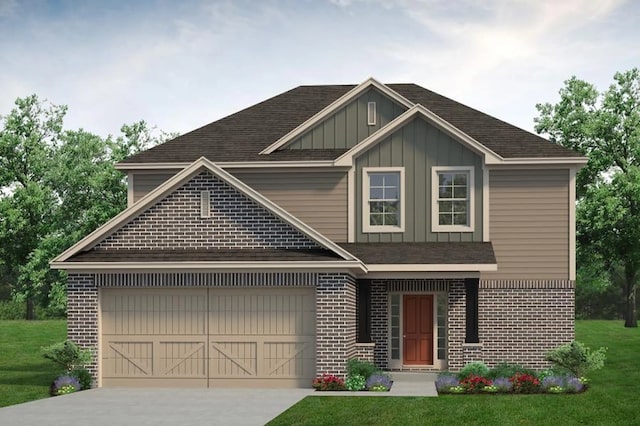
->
(52, 157, 363, 268)
(259, 77, 414, 155)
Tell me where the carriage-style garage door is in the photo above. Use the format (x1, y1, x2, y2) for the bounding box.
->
(100, 288, 316, 388)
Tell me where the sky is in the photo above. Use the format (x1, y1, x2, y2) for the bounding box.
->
(0, 0, 638, 140)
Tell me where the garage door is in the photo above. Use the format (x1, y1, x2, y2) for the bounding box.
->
(101, 288, 316, 388)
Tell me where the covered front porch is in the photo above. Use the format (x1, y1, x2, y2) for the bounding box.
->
(354, 278, 482, 372)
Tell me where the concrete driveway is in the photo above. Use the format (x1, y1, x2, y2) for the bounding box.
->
(0, 388, 313, 426)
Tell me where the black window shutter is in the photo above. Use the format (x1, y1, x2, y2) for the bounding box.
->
(356, 280, 372, 343)
(465, 278, 480, 343)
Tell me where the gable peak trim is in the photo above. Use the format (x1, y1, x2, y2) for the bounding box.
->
(259, 77, 414, 155)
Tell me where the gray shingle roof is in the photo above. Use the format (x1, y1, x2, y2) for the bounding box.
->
(68, 248, 343, 262)
(120, 83, 581, 165)
(337, 242, 496, 265)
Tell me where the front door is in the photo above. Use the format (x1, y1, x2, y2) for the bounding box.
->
(402, 295, 433, 365)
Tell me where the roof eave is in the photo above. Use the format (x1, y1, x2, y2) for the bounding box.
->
(51, 260, 367, 272)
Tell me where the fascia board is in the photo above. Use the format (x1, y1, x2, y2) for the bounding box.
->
(365, 263, 498, 272)
(51, 260, 366, 272)
(115, 162, 192, 170)
(116, 161, 340, 171)
(490, 157, 589, 166)
(259, 77, 414, 155)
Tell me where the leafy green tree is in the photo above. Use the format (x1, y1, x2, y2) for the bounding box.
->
(0, 95, 65, 318)
(0, 95, 167, 317)
(535, 68, 640, 327)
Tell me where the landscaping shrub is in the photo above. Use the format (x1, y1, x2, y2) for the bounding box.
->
(487, 362, 536, 379)
(492, 377, 512, 392)
(545, 340, 607, 377)
(42, 340, 93, 372)
(435, 375, 460, 392)
(510, 372, 540, 394)
(346, 358, 379, 380)
(0, 299, 25, 320)
(70, 367, 93, 390)
(50, 375, 81, 396)
(457, 361, 489, 380)
(460, 374, 492, 392)
(345, 373, 366, 391)
(366, 374, 392, 391)
(312, 374, 345, 391)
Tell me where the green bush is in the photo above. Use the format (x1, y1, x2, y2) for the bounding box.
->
(457, 362, 489, 380)
(545, 340, 607, 377)
(487, 362, 537, 379)
(42, 340, 93, 373)
(70, 367, 93, 390)
(346, 358, 380, 380)
(345, 374, 366, 391)
(0, 299, 25, 320)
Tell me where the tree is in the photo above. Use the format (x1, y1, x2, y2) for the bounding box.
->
(0, 95, 167, 318)
(535, 68, 640, 327)
(0, 95, 65, 318)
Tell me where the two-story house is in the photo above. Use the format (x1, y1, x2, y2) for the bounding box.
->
(52, 78, 587, 388)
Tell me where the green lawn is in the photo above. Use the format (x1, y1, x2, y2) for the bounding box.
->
(0, 320, 66, 407)
(269, 321, 640, 426)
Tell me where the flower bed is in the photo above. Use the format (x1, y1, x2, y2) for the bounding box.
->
(312, 359, 393, 392)
(436, 369, 590, 395)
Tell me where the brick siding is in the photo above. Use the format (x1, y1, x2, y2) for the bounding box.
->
(477, 279, 575, 370)
(67, 274, 99, 382)
(367, 278, 574, 372)
(315, 273, 357, 377)
(97, 171, 319, 250)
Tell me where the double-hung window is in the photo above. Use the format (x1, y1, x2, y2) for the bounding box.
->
(362, 167, 405, 233)
(432, 166, 474, 232)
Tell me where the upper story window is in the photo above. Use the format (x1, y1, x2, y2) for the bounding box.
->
(362, 167, 405, 233)
(432, 166, 474, 232)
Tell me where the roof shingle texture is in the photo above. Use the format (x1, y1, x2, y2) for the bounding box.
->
(69, 248, 343, 262)
(120, 84, 581, 164)
(337, 242, 496, 265)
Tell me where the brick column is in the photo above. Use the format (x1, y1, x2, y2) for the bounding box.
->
(447, 280, 466, 371)
(67, 273, 99, 382)
(370, 280, 388, 369)
(315, 273, 357, 378)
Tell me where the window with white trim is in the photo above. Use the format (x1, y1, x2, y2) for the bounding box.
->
(362, 167, 405, 233)
(432, 166, 474, 232)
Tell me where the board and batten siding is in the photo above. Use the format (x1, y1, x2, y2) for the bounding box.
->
(131, 172, 176, 203)
(355, 117, 484, 243)
(230, 170, 348, 242)
(286, 87, 406, 150)
(482, 169, 569, 280)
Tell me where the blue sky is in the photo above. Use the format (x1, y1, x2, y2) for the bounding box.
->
(1, 0, 638, 138)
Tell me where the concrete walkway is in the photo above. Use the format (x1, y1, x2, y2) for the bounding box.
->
(0, 388, 313, 426)
(0, 374, 436, 426)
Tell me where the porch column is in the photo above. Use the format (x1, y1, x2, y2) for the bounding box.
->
(316, 273, 357, 378)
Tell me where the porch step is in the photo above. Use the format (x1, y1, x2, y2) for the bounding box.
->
(389, 372, 439, 382)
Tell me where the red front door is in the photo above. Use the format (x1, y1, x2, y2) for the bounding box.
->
(402, 295, 434, 365)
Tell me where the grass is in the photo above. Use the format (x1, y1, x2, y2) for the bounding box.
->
(0, 320, 67, 407)
(269, 321, 640, 426)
